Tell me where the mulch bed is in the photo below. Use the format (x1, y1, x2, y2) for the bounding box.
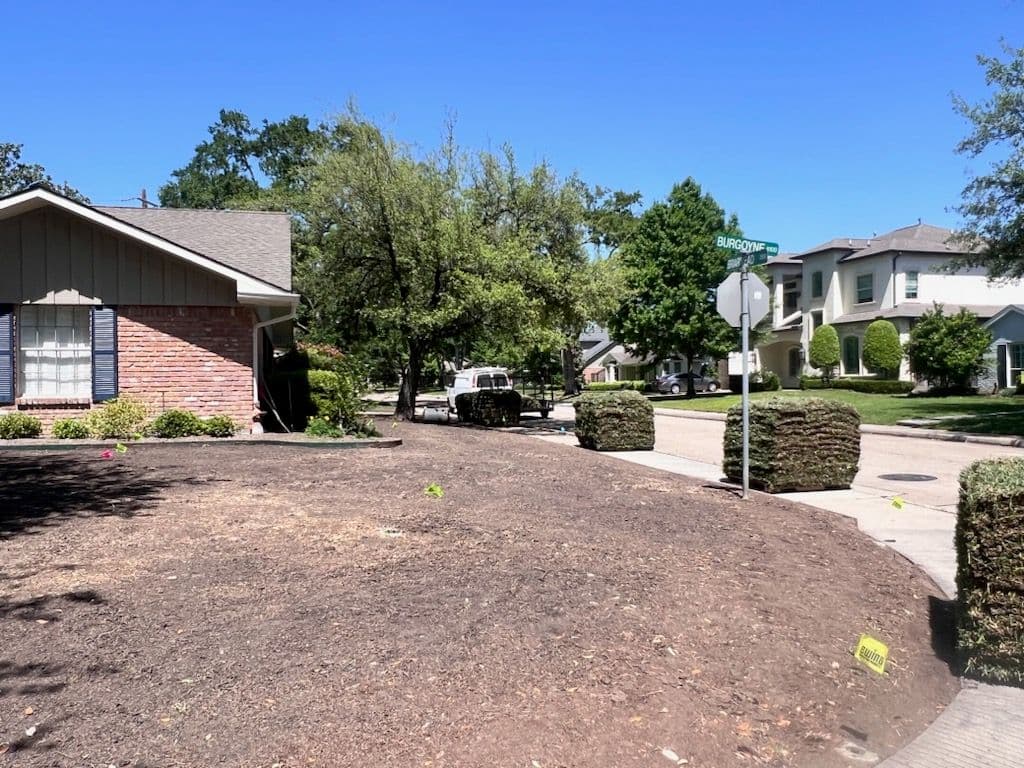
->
(0, 423, 957, 766)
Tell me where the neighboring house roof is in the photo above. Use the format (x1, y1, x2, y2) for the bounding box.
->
(0, 187, 296, 304)
(582, 338, 617, 367)
(830, 302, 1004, 325)
(579, 323, 610, 345)
(983, 305, 1024, 328)
(767, 252, 801, 266)
(795, 223, 975, 263)
(96, 206, 292, 291)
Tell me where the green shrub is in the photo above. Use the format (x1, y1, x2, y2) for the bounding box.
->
(723, 397, 860, 492)
(270, 353, 364, 433)
(148, 409, 205, 438)
(799, 375, 913, 394)
(305, 417, 343, 438)
(862, 320, 903, 378)
(749, 370, 781, 392)
(956, 458, 1024, 684)
(455, 390, 522, 427)
(905, 304, 991, 390)
(0, 413, 43, 439)
(809, 325, 841, 383)
(85, 396, 148, 439)
(585, 380, 648, 392)
(52, 418, 90, 439)
(202, 415, 237, 437)
(574, 391, 654, 451)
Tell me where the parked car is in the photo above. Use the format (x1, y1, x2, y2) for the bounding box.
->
(656, 371, 720, 394)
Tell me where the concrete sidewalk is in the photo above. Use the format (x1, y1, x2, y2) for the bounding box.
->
(530, 433, 1024, 767)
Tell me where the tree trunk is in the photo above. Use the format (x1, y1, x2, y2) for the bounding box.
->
(560, 345, 579, 396)
(396, 345, 423, 420)
(685, 353, 696, 398)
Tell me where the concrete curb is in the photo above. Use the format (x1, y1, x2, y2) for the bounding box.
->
(653, 408, 1024, 447)
(0, 436, 403, 451)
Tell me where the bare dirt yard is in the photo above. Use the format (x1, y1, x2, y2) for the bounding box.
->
(0, 424, 957, 767)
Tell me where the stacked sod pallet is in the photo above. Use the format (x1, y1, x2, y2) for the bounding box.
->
(723, 397, 860, 492)
(957, 459, 1024, 684)
(574, 391, 654, 451)
(455, 390, 522, 427)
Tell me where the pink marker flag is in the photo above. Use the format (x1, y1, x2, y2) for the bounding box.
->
(100, 449, 114, 460)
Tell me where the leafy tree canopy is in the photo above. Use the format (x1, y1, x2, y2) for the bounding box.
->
(952, 42, 1024, 277)
(609, 178, 737, 396)
(0, 142, 87, 201)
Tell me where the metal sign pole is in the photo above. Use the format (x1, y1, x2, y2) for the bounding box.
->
(740, 255, 750, 499)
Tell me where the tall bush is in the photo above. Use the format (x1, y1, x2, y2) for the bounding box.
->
(86, 396, 149, 439)
(809, 325, 840, 383)
(270, 343, 366, 432)
(862, 319, 902, 379)
(905, 305, 991, 390)
(956, 458, 1024, 684)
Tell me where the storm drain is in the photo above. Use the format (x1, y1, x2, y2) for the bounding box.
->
(878, 473, 937, 482)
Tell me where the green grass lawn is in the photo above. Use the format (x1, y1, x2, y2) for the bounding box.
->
(656, 389, 1024, 435)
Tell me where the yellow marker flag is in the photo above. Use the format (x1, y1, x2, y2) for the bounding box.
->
(855, 634, 889, 675)
(892, 496, 905, 509)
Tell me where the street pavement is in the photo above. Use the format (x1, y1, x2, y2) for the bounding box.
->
(535, 402, 1024, 768)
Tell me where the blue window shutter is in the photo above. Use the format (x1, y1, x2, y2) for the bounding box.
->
(92, 306, 118, 402)
(0, 305, 13, 404)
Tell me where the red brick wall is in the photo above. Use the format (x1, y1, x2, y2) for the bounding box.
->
(1, 305, 255, 434)
(118, 306, 254, 427)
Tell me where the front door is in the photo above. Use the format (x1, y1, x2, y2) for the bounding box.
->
(843, 336, 860, 376)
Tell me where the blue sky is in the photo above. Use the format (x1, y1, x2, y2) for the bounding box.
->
(2, 0, 1021, 252)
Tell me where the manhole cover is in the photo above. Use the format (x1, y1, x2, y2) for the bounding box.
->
(878, 473, 937, 482)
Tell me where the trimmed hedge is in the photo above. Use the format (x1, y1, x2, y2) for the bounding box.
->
(800, 376, 915, 395)
(0, 413, 43, 439)
(574, 391, 654, 451)
(585, 380, 648, 392)
(52, 418, 90, 439)
(455, 390, 522, 427)
(149, 409, 206, 438)
(202, 415, 237, 437)
(723, 397, 861, 492)
(86, 396, 148, 439)
(956, 459, 1024, 684)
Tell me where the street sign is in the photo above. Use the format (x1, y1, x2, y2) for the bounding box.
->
(726, 256, 742, 271)
(715, 271, 769, 328)
(714, 233, 780, 257)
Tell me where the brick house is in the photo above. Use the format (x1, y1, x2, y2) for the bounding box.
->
(0, 186, 298, 432)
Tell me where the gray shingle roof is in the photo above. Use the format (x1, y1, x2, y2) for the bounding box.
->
(839, 223, 965, 263)
(767, 252, 801, 266)
(830, 302, 1004, 325)
(96, 206, 292, 291)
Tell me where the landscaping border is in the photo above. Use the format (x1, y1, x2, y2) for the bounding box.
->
(0, 435, 402, 451)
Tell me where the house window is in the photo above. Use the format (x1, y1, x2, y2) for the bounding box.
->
(18, 306, 91, 398)
(809, 309, 823, 334)
(811, 271, 823, 298)
(856, 273, 873, 304)
(843, 336, 860, 375)
(906, 271, 919, 300)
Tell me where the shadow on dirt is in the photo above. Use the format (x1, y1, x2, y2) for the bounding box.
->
(0, 452, 172, 540)
(929, 595, 960, 675)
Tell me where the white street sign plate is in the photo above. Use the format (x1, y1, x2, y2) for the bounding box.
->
(716, 272, 770, 328)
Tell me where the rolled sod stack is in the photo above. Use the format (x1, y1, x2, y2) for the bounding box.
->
(574, 390, 655, 451)
(723, 397, 860, 492)
(956, 458, 1024, 684)
(455, 390, 522, 427)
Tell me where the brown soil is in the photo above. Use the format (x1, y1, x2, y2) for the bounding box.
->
(0, 423, 957, 767)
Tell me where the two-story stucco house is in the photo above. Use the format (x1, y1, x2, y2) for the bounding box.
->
(760, 222, 1024, 388)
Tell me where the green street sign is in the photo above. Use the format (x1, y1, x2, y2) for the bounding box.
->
(715, 233, 779, 258)
(726, 250, 769, 272)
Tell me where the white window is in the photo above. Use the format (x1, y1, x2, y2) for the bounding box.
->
(19, 306, 91, 398)
(906, 271, 919, 300)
